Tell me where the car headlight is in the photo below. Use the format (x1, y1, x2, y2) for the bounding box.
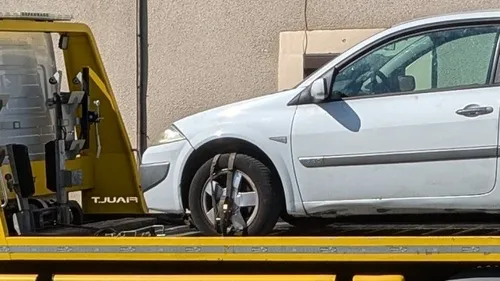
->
(155, 124, 186, 145)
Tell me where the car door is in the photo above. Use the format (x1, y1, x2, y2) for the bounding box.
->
(290, 24, 500, 214)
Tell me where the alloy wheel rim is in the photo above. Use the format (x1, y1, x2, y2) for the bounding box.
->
(201, 169, 259, 228)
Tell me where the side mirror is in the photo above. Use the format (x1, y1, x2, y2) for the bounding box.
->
(310, 78, 329, 101)
(398, 75, 416, 92)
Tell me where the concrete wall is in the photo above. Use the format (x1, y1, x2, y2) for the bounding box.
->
(2, 0, 500, 148)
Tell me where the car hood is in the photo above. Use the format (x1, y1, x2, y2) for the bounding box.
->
(173, 87, 303, 141)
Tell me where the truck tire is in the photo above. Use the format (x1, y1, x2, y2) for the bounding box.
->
(188, 153, 282, 236)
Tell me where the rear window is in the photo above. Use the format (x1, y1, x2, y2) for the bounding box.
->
(0, 32, 57, 162)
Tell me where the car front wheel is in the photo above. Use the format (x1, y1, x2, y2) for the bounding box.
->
(188, 153, 282, 236)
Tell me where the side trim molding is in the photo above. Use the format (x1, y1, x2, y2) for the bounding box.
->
(298, 146, 498, 168)
(269, 136, 288, 144)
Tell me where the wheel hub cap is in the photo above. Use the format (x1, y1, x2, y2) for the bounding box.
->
(201, 170, 259, 228)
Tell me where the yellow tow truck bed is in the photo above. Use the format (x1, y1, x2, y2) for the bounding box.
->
(2, 235, 500, 262)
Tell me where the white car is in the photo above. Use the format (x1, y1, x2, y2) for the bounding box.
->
(140, 10, 500, 235)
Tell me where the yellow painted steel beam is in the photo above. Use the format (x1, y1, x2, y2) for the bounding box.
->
(353, 275, 404, 281)
(9, 235, 500, 247)
(4, 236, 500, 262)
(53, 275, 336, 281)
(0, 275, 38, 281)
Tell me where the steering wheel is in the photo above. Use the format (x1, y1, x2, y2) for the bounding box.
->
(370, 70, 392, 94)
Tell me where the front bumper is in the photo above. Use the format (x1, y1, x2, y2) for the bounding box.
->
(140, 139, 192, 214)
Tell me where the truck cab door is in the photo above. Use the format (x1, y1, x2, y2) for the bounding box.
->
(291, 24, 500, 214)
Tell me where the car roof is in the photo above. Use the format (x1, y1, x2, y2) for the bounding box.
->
(393, 9, 500, 29)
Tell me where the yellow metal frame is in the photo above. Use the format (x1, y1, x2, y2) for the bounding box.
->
(0, 274, 410, 281)
(0, 275, 407, 281)
(0, 275, 409, 281)
(0, 275, 38, 281)
(0, 19, 148, 220)
(0, 275, 337, 281)
(2, 235, 500, 262)
(52, 275, 337, 281)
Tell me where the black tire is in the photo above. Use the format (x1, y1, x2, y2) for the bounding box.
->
(188, 153, 283, 236)
(280, 212, 335, 228)
(68, 200, 84, 225)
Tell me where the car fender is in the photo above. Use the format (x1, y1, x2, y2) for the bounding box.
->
(174, 124, 307, 215)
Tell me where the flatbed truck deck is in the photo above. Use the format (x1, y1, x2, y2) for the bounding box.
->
(1, 232, 500, 280)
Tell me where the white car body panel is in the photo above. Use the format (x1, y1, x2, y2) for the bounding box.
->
(292, 87, 500, 215)
(173, 89, 307, 214)
(141, 9, 500, 218)
(141, 139, 193, 213)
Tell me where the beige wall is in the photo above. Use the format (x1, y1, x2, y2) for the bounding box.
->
(2, 0, 500, 148)
(278, 29, 384, 90)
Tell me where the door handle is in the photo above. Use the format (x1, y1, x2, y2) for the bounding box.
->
(456, 104, 494, 117)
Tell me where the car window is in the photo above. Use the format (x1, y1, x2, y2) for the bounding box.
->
(330, 25, 500, 99)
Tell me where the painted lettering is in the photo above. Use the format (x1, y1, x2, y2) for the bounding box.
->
(91, 196, 139, 204)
